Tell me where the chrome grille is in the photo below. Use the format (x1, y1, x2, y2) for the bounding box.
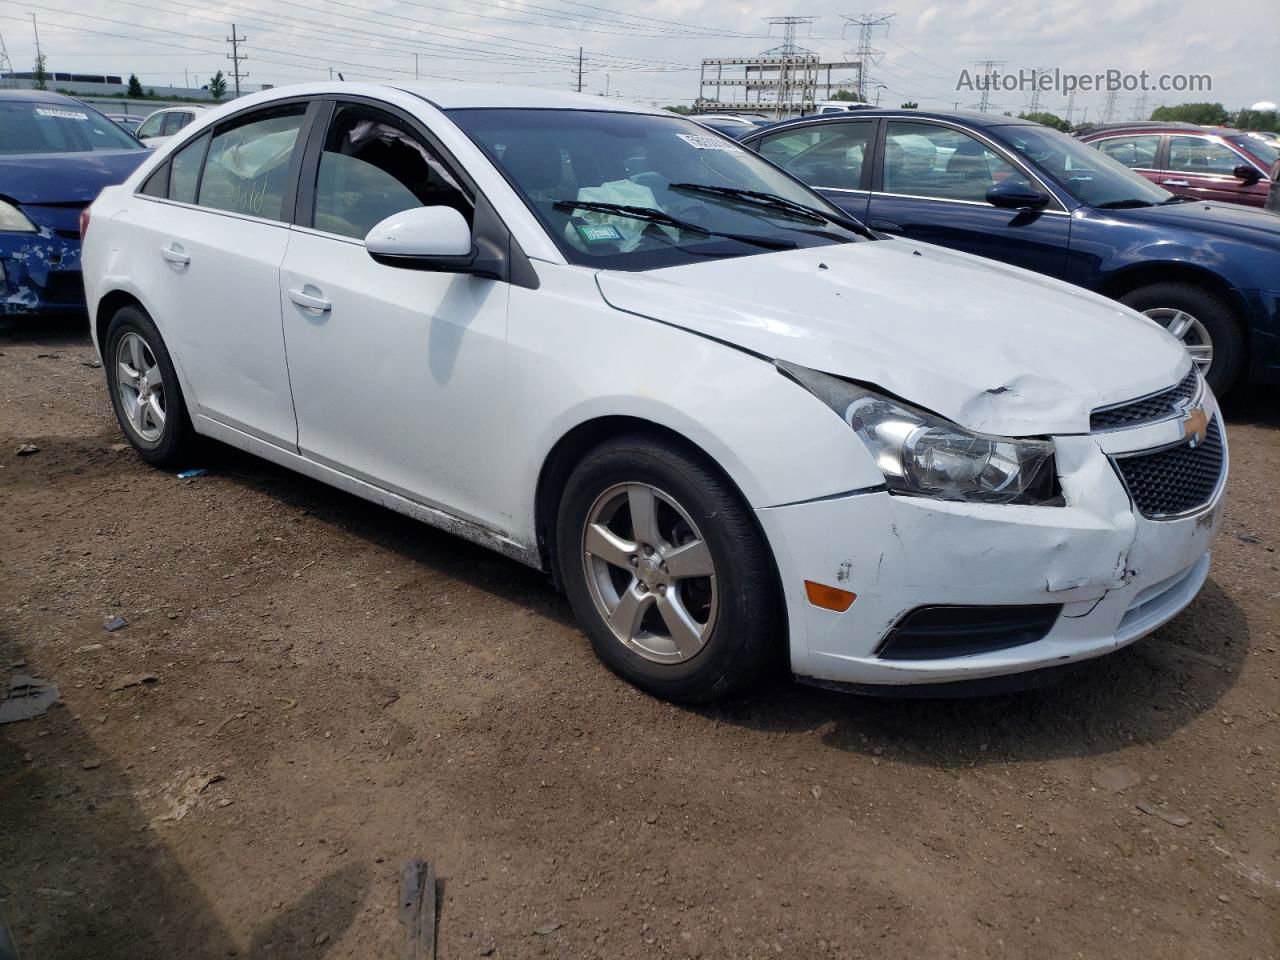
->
(1090, 369, 1199, 432)
(1112, 417, 1224, 519)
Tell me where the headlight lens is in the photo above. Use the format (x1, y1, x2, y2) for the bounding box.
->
(781, 362, 1059, 505)
(0, 199, 37, 233)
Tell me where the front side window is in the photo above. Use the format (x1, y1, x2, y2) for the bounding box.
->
(448, 108, 864, 271)
(995, 124, 1172, 208)
(197, 106, 307, 221)
(0, 100, 144, 154)
(882, 121, 1027, 202)
(1232, 134, 1279, 168)
(1168, 136, 1245, 175)
(757, 121, 872, 190)
(312, 104, 471, 240)
(1094, 134, 1161, 169)
(136, 114, 165, 140)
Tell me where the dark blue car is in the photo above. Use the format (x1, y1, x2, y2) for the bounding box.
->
(741, 110, 1280, 394)
(1, 90, 149, 318)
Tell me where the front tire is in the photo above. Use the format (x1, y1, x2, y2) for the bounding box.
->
(556, 434, 780, 703)
(1119, 282, 1244, 395)
(103, 305, 196, 468)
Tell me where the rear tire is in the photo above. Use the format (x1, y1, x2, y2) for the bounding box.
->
(1119, 282, 1244, 395)
(555, 434, 780, 703)
(103, 305, 197, 468)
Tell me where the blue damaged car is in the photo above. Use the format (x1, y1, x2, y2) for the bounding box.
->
(1, 90, 148, 317)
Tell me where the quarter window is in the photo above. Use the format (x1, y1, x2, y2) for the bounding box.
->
(197, 105, 307, 222)
(1095, 134, 1160, 169)
(312, 104, 471, 240)
(757, 121, 872, 190)
(882, 121, 1027, 203)
(169, 132, 209, 204)
(1167, 136, 1243, 175)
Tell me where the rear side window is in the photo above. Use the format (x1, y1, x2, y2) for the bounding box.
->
(161, 112, 189, 136)
(312, 104, 471, 239)
(197, 106, 307, 221)
(1167, 136, 1244, 175)
(169, 132, 210, 204)
(757, 121, 872, 190)
(1095, 134, 1160, 169)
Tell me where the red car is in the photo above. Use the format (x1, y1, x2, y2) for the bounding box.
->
(1078, 122, 1277, 208)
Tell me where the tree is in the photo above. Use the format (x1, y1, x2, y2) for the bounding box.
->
(900, 101, 918, 109)
(830, 89, 866, 103)
(209, 70, 227, 102)
(1150, 102, 1230, 126)
(127, 74, 144, 98)
(32, 53, 48, 91)
(1232, 108, 1278, 131)
(1018, 111, 1072, 132)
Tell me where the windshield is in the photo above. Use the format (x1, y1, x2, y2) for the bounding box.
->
(994, 124, 1172, 208)
(448, 108, 865, 271)
(0, 100, 144, 155)
(1232, 134, 1279, 168)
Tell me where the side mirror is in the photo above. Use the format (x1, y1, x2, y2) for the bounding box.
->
(985, 179, 1051, 210)
(1233, 163, 1261, 184)
(365, 206, 474, 269)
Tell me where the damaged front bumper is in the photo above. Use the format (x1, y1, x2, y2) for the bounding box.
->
(1, 227, 87, 317)
(757, 397, 1227, 689)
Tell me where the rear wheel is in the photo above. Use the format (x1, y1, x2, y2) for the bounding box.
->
(103, 305, 197, 467)
(555, 435, 780, 703)
(1119, 282, 1244, 395)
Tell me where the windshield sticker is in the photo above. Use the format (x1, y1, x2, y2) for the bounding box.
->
(677, 133, 742, 152)
(36, 107, 90, 121)
(575, 223, 624, 243)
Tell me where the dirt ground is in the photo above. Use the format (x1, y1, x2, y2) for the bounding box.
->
(1, 318, 1277, 960)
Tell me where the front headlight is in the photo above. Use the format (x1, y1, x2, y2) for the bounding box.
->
(780, 362, 1059, 505)
(0, 199, 37, 233)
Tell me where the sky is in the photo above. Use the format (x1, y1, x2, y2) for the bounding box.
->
(0, 0, 1276, 119)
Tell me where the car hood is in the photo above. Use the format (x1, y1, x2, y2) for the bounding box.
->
(596, 239, 1189, 436)
(1102, 198, 1280, 246)
(0, 150, 149, 205)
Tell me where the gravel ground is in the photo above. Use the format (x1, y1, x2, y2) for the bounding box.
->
(1, 319, 1278, 960)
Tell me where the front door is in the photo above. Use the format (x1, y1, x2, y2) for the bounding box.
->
(278, 101, 511, 529)
(753, 118, 876, 221)
(864, 119, 1071, 278)
(1163, 134, 1264, 206)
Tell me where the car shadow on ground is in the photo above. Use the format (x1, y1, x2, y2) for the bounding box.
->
(1221, 382, 1280, 428)
(701, 578, 1249, 768)
(0, 661, 370, 960)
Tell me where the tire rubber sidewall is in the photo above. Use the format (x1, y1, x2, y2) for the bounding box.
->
(1119, 282, 1244, 395)
(104, 306, 196, 468)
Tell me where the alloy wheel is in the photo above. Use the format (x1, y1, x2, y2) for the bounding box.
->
(115, 331, 167, 443)
(1142, 307, 1213, 376)
(581, 482, 718, 664)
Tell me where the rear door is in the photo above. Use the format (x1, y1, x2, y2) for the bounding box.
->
(128, 100, 315, 446)
(753, 118, 875, 221)
(864, 119, 1071, 277)
(1090, 133, 1164, 189)
(1163, 134, 1262, 206)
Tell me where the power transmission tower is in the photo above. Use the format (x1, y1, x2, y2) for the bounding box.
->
(1027, 66, 1050, 114)
(1102, 89, 1118, 123)
(1132, 90, 1148, 121)
(973, 59, 1005, 112)
(226, 24, 248, 98)
(841, 13, 893, 101)
(763, 16, 817, 113)
(0, 30, 14, 87)
(1064, 89, 1077, 124)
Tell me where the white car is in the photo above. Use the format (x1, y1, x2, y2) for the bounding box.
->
(133, 105, 207, 146)
(82, 83, 1227, 702)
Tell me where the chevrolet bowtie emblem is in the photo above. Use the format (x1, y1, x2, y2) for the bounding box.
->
(1181, 405, 1210, 448)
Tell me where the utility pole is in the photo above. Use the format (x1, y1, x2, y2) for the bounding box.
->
(414, 53, 419, 80)
(576, 46, 583, 93)
(973, 59, 1005, 112)
(226, 23, 248, 98)
(30, 14, 40, 61)
(841, 14, 894, 101)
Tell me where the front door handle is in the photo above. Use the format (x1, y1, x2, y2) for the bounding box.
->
(288, 287, 332, 312)
(160, 243, 190, 265)
(1161, 179, 1191, 187)
(868, 219, 902, 232)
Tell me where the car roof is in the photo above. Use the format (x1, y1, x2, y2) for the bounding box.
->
(1078, 121, 1246, 137)
(0, 89, 89, 105)
(742, 108, 1036, 137)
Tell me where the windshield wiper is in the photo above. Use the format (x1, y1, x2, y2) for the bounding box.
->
(1159, 195, 1194, 204)
(669, 183, 872, 237)
(553, 199, 797, 251)
(1095, 198, 1156, 209)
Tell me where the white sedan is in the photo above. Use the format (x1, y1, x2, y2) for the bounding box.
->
(82, 83, 1227, 702)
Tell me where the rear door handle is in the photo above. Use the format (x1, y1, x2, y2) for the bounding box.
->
(160, 243, 190, 265)
(288, 287, 332, 312)
(1161, 179, 1191, 187)
(868, 219, 902, 232)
